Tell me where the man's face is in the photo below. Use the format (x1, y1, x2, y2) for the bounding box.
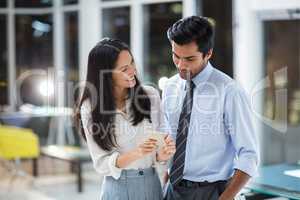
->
(171, 41, 212, 80)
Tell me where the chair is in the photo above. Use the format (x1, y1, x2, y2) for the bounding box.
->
(0, 125, 40, 186)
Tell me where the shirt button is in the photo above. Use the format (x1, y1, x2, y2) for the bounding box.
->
(139, 170, 144, 175)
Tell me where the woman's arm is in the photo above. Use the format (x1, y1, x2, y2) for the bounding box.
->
(81, 100, 122, 179)
(81, 100, 159, 178)
(116, 138, 158, 168)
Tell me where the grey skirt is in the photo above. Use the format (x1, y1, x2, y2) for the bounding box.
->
(101, 167, 163, 200)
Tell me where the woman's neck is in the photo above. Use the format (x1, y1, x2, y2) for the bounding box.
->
(113, 87, 127, 110)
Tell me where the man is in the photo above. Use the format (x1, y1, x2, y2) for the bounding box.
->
(162, 16, 259, 200)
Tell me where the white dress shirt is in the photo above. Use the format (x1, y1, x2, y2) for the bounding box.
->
(80, 86, 166, 180)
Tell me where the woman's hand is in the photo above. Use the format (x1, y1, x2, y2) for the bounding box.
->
(135, 138, 158, 159)
(116, 138, 158, 168)
(157, 135, 176, 162)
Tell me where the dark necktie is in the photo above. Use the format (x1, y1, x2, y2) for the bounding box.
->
(170, 80, 195, 186)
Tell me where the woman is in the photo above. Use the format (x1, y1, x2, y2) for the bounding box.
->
(76, 38, 175, 200)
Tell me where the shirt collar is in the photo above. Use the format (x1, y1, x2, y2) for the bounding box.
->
(184, 61, 213, 90)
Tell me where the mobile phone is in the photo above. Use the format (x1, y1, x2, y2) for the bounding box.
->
(148, 131, 167, 148)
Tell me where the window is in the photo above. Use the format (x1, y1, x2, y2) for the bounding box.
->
(64, 11, 79, 106)
(102, 0, 125, 2)
(263, 20, 300, 125)
(0, 15, 7, 106)
(63, 0, 78, 5)
(102, 7, 130, 45)
(197, 0, 233, 77)
(16, 15, 53, 74)
(143, 2, 182, 86)
(15, 14, 54, 106)
(0, 0, 7, 8)
(15, 0, 53, 8)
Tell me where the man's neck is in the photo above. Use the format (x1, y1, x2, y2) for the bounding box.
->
(191, 61, 209, 80)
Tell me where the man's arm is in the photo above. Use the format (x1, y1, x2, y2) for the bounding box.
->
(222, 84, 260, 199)
(219, 169, 250, 200)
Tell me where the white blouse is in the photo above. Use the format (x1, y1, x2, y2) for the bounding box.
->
(80, 86, 166, 179)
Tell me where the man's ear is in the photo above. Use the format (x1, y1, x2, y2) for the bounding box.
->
(205, 49, 213, 60)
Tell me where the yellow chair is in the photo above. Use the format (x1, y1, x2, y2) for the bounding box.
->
(0, 125, 39, 160)
(0, 125, 40, 189)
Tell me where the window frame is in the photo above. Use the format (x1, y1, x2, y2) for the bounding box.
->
(3, 0, 197, 110)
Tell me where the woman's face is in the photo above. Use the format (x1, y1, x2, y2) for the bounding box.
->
(112, 50, 137, 89)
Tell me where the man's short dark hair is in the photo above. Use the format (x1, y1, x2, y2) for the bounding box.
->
(167, 16, 215, 56)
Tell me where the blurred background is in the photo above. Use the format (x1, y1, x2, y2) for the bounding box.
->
(0, 0, 300, 199)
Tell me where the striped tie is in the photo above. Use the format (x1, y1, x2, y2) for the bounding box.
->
(170, 80, 195, 186)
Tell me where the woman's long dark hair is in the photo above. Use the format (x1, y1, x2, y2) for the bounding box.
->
(75, 38, 151, 151)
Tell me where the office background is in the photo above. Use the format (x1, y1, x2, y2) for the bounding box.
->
(0, 0, 300, 199)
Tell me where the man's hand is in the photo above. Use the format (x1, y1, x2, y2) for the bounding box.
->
(218, 169, 250, 200)
(157, 135, 176, 162)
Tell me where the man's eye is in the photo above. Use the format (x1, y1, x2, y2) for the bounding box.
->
(122, 68, 127, 72)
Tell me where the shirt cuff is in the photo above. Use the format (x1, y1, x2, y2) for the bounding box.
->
(234, 155, 258, 177)
(108, 151, 122, 179)
(155, 160, 168, 172)
(154, 152, 167, 171)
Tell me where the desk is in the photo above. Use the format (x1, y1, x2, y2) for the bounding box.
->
(247, 164, 300, 199)
(40, 145, 91, 193)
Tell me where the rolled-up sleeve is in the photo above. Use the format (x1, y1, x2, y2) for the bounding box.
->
(224, 83, 260, 177)
(80, 100, 122, 179)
